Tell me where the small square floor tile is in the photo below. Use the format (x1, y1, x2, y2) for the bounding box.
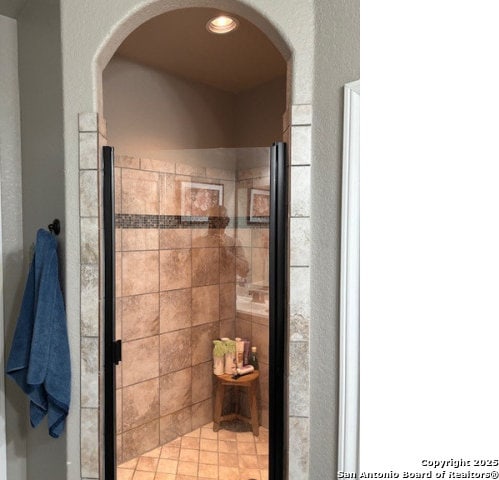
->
(240, 467, 262, 479)
(259, 454, 269, 468)
(132, 471, 155, 480)
(218, 452, 239, 468)
(218, 440, 237, 454)
(198, 463, 218, 479)
(200, 438, 218, 452)
(136, 456, 159, 472)
(117, 468, 134, 480)
(239, 453, 259, 469)
(181, 436, 200, 449)
(119, 458, 138, 469)
(237, 431, 255, 442)
(218, 466, 240, 480)
(238, 441, 256, 454)
(142, 447, 162, 458)
(156, 458, 178, 474)
(160, 445, 180, 459)
(218, 430, 236, 441)
(177, 461, 198, 476)
(256, 442, 268, 455)
(154, 474, 176, 480)
(154, 472, 177, 480)
(199, 450, 218, 465)
(179, 448, 199, 463)
(201, 427, 218, 440)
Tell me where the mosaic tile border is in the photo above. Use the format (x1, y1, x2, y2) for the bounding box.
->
(116, 213, 269, 229)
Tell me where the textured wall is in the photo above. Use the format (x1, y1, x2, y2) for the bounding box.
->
(103, 56, 237, 151)
(0, 13, 26, 480)
(16, 1, 68, 479)
(310, 0, 360, 478)
(234, 76, 287, 147)
(103, 56, 286, 151)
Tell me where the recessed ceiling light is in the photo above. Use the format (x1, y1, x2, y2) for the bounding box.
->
(206, 15, 239, 34)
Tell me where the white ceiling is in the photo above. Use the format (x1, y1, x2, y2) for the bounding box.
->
(116, 7, 287, 94)
(0, 0, 27, 18)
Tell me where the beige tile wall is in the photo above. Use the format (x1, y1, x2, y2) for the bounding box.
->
(114, 155, 239, 463)
(78, 107, 312, 479)
(235, 164, 271, 429)
(78, 112, 106, 479)
(287, 104, 312, 479)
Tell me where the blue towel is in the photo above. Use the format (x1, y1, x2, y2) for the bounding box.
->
(6, 229, 71, 438)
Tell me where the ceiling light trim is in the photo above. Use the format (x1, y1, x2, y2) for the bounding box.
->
(206, 15, 239, 34)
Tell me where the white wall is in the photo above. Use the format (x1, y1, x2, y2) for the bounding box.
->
(0, 13, 26, 480)
(310, 0, 360, 478)
(17, 1, 67, 478)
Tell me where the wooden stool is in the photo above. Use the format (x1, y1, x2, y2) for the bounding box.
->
(213, 371, 260, 436)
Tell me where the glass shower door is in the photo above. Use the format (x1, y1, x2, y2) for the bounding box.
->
(103, 143, 287, 479)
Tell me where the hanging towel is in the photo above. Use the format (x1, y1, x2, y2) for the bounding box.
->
(6, 229, 71, 438)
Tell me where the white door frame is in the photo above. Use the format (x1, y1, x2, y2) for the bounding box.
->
(337, 80, 360, 474)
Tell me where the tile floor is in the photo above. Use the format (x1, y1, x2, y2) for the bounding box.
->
(117, 422, 269, 480)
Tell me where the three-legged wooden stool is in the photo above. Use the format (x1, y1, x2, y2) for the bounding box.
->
(213, 371, 260, 436)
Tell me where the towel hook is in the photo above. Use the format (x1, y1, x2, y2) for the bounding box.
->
(48, 219, 61, 236)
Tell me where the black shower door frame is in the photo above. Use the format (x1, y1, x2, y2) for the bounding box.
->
(103, 143, 288, 479)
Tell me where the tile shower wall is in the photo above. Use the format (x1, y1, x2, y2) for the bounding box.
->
(114, 153, 239, 463)
(287, 104, 312, 479)
(235, 159, 271, 429)
(78, 107, 312, 479)
(79, 113, 107, 479)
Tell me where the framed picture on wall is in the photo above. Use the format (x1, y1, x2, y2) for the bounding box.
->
(180, 181, 224, 223)
(248, 188, 270, 224)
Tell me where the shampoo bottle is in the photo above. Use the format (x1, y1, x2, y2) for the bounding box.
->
(243, 339, 250, 365)
(235, 337, 244, 368)
(248, 346, 259, 371)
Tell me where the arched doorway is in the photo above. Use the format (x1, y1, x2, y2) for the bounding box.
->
(100, 6, 290, 479)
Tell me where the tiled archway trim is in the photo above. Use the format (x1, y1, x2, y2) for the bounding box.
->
(77, 105, 312, 479)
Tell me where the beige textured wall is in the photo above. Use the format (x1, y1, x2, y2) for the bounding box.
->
(234, 75, 286, 147)
(103, 56, 237, 151)
(103, 56, 285, 153)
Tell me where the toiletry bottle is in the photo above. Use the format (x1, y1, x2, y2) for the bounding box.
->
(235, 337, 244, 368)
(221, 338, 235, 375)
(233, 365, 255, 379)
(248, 346, 259, 371)
(243, 339, 250, 365)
